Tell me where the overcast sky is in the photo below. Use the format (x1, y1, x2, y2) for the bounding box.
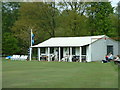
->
(110, 0, 120, 7)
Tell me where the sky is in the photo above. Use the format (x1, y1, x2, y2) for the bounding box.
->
(110, 0, 120, 7)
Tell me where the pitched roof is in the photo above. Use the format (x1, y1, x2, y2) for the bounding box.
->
(32, 35, 106, 47)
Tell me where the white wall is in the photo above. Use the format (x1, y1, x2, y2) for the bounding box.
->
(86, 46, 90, 62)
(106, 39, 119, 56)
(91, 38, 119, 61)
(119, 42, 120, 55)
(91, 39, 106, 61)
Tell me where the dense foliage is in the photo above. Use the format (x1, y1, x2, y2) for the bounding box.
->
(2, 2, 20, 55)
(2, 2, 120, 55)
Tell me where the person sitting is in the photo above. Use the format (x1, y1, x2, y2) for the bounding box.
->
(102, 60, 108, 63)
(114, 55, 120, 65)
(105, 54, 109, 61)
(102, 54, 109, 63)
(108, 52, 113, 62)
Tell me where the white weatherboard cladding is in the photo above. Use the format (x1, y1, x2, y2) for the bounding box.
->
(86, 46, 89, 62)
(106, 39, 119, 56)
(87, 44, 92, 62)
(91, 38, 106, 61)
(119, 42, 120, 55)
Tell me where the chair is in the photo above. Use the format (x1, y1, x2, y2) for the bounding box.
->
(11, 55, 16, 60)
(19, 55, 24, 60)
(15, 55, 20, 60)
(20, 55, 28, 61)
(24, 55, 28, 60)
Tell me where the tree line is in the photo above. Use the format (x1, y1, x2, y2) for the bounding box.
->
(2, 2, 120, 56)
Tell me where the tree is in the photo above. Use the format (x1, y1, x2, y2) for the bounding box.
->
(2, 2, 21, 55)
(58, 1, 87, 15)
(108, 14, 119, 38)
(57, 2, 90, 37)
(2, 33, 20, 55)
(2, 2, 20, 33)
(57, 10, 89, 36)
(12, 2, 59, 50)
(117, 1, 120, 38)
(111, 1, 120, 41)
(86, 2, 114, 36)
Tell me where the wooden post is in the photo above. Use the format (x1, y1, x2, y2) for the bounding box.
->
(38, 48, 40, 61)
(29, 47, 32, 61)
(59, 47, 61, 62)
(79, 47, 82, 62)
(69, 47, 72, 62)
(88, 44, 92, 62)
(48, 47, 50, 62)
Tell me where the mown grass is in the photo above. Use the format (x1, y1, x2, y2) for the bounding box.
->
(2, 60, 118, 88)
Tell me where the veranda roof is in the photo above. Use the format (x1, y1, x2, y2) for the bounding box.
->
(32, 35, 106, 47)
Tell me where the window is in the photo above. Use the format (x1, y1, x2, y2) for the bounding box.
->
(107, 45, 113, 54)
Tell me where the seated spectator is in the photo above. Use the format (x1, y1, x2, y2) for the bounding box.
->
(114, 55, 120, 61)
(114, 55, 120, 64)
(102, 60, 108, 63)
(105, 54, 109, 61)
(108, 52, 113, 62)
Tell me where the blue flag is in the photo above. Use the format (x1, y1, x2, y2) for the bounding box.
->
(32, 40, 34, 44)
(31, 31, 35, 45)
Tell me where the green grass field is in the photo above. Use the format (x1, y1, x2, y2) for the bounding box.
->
(2, 60, 118, 88)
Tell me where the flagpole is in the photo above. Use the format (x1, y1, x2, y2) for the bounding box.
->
(31, 29, 32, 47)
(29, 29, 32, 61)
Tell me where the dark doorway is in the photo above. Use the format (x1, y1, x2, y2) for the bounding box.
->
(60, 47, 63, 59)
(72, 47, 76, 55)
(82, 46, 87, 55)
(82, 46, 87, 62)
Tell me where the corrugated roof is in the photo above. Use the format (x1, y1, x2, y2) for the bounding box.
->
(32, 35, 106, 47)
